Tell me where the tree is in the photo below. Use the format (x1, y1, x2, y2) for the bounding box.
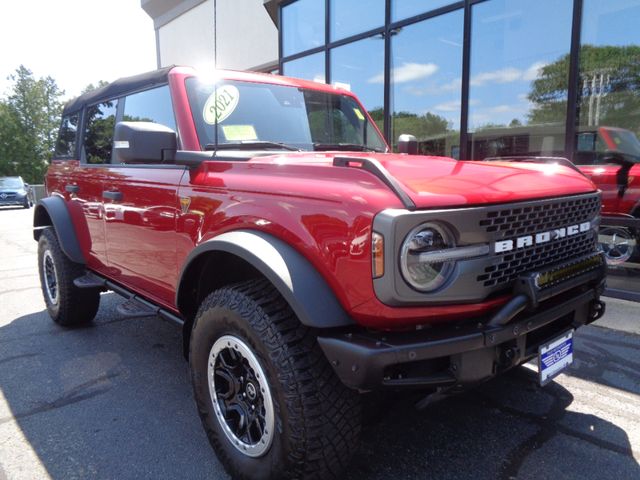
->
(81, 80, 109, 95)
(528, 45, 640, 135)
(0, 65, 64, 183)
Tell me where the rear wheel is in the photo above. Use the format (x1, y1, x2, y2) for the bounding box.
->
(37, 228, 100, 326)
(190, 279, 361, 480)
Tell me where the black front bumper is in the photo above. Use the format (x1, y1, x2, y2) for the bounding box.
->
(318, 253, 606, 391)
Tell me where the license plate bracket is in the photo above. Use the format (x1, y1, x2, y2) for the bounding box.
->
(538, 330, 574, 386)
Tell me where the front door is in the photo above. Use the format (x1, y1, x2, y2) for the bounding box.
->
(101, 85, 184, 308)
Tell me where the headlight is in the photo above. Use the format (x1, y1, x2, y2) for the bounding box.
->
(400, 222, 490, 292)
(400, 223, 455, 292)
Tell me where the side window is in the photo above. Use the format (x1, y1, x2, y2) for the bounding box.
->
(123, 85, 175, 131)
(54, 113, 80, 158)
(84, 100, 117, 164)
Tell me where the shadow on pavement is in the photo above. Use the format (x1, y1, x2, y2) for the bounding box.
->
(0, 295, 638, 480)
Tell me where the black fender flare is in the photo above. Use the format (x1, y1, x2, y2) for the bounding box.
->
(177, 230, 354, 329)
(33, 196, 85, 264)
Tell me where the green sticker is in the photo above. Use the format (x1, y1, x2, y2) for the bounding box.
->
(353, 108, 365, 121)
(203, 85, 240, 125)
(222, 125, 258, 141)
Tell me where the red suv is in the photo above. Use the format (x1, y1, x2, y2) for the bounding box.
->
(35, 66, 606, 479)
(574, 126, 640, 266)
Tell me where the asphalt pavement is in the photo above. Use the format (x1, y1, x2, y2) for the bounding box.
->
(0, 206, 638, 480)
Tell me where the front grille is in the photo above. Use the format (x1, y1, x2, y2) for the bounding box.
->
(476, 193, 600, 288)
(479, 194, 600, 239)
(477, 232, 596, 287)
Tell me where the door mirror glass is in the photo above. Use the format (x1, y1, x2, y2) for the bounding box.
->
(113, 121, 177, 164)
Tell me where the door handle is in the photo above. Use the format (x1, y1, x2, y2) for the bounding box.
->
(102, 191, 123, 201)
(65, 184, 80, 194)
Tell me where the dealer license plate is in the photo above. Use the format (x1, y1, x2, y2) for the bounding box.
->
(538, 330, 574, 386)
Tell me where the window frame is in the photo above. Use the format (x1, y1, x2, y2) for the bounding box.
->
(78, 83, 181, 168)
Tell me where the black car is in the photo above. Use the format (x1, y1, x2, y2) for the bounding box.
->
(0, 176, 31, 208)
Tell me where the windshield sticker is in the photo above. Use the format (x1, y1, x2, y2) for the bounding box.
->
(203, 85, 240, 125)
(222, 125, 258, 141)
(353, 108, 365, 121)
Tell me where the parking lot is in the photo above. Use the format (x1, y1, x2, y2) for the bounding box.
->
(0, 206, 638, 480)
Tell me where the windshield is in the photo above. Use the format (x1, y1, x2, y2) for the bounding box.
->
(0, 177, 24, 189)
(605, 128, 640, 157)
(186, 78, 387, 152)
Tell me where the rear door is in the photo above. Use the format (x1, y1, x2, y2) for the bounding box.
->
(102, 85, 186, 308)
(52, 103, 115, 274)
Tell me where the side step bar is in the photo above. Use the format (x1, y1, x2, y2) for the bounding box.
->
(73, 272, 184, 327)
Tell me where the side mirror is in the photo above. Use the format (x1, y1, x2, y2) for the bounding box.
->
(113, 121, 177, 164)
(397, 134, 418, 155)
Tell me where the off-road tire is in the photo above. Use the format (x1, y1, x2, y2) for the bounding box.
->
(37, 227, 100, 326)
(190, 279, 362, 480)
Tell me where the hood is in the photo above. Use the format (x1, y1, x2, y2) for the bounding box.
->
(374, 155, 597, 208)
(252, 153, 597, 209)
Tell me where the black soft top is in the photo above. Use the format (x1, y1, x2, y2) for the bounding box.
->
(62, 66, 174, 115)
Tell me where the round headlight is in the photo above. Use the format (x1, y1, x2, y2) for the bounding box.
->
(400, 223, 455, 292)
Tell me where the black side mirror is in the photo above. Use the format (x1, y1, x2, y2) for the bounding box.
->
(113, 121, 177, 164)
(397, 134, 418, 155)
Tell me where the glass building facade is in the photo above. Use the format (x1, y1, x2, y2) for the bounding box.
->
(279, 0, 640, 299)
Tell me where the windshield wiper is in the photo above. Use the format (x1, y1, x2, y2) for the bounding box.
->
(205, 141, 301, 151)
(313, 143, 384, 153)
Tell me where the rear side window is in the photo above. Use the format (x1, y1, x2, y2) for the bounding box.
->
(55, 113, 80, 158)
(123, 85, 175, 131)
(84, 100, 117, 164)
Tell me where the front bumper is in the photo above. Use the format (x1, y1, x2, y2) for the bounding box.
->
(318, 253, 606, 391)
(0, 194, 28, 206)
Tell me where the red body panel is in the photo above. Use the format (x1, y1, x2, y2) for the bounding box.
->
(46, 67, 601, 330)
(577, 126, 640, 218)
(579, 164, 640, 217)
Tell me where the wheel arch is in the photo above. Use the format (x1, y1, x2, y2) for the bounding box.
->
(33, 196, 85, 264)
(177, 230, 353, 334)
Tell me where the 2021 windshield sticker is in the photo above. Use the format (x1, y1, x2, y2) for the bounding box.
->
(203, 85, 240, 125)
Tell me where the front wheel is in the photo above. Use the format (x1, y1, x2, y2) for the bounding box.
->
(190, 279, 361, 480)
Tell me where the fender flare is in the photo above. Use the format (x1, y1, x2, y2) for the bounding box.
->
(177, 230, 354, 329)
(33, 196, 85, 264)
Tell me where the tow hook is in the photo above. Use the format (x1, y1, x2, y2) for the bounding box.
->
(498, 346, 518, 368)
(589, 300, 606, 322)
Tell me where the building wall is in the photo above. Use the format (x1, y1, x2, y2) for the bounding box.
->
(157, 0, 215, 71)
(145, 0, 278, 72)
(215, 0, 278, 70)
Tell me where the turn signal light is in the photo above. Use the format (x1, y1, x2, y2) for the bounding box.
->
(372, 232, 384, 278)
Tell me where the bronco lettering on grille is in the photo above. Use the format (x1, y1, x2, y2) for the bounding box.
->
(494, 221, 591, 253)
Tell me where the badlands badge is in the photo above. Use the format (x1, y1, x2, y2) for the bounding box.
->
(180, 196, 191, 214)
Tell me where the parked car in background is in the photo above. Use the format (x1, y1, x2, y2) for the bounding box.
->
(0, 176, 32, 208)
(574, 126, 640, 267)
(34, 66, 606, 480)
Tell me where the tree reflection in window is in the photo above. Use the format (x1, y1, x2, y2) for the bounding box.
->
(55, 113, 79, 157)
(84, 100, 117, 164)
